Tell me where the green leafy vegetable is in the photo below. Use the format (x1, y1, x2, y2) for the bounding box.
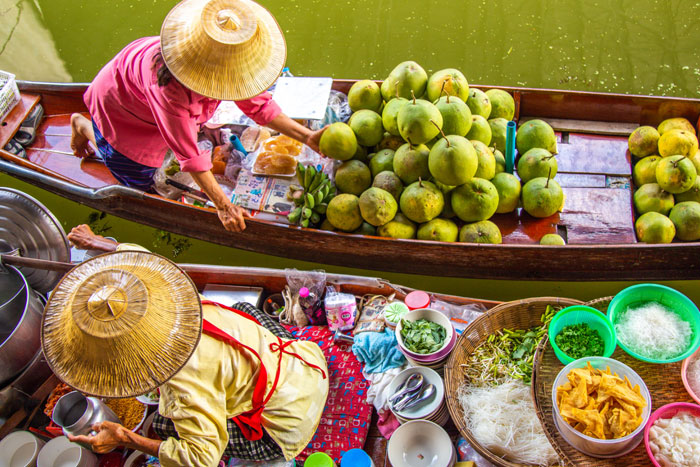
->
(554, 323, 605, 360)
(400, 318, 447, 354)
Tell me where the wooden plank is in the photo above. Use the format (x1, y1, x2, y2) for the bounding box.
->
(520, 116, 638, 135)
(26, 148, 116, 188)
(0, 93, 40, 147)
(560, 187, 636, 244)
(557, 133, 631, 176)
(554, 173, 607, 188)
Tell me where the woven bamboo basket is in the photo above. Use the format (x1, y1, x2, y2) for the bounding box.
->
(444, 296, 582, 467)
(532, 296, 695, 466)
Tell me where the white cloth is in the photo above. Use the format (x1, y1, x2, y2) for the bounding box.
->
(362, 365, 407, 411)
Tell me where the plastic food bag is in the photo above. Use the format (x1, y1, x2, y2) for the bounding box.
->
(430, 299, 488, 333)
(308, 90, 352, 130)
(284, 268, 326, 325)
(324, 286, 358, 332)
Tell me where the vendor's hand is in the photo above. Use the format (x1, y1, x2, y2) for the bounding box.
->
(68, 421, 129, 454)
(217, 202, 250, 232)
(305, 126, 328, 155)
(67, 224, 118, 252)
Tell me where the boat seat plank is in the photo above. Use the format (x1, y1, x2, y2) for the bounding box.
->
(0, 93, 40, 147)
(521, 116, 638, 135)
(26, 148, 116, 187)
(560, 187, 636, 244)
(554, 173, 607, 188)
(557, 133, 631, 176)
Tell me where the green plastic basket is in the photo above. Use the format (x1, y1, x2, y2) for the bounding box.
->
(548, 305, 616, 365)
(607, 283, 700, 364)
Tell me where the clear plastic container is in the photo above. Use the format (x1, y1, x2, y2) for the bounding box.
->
(552, 356, 652, 458)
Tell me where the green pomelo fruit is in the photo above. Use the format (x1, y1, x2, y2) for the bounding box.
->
(516, 119, 557, 155)
(675, 177, 700, 203)
(635, 211, 675, 243)
(372, 170, 404, 202)
(669, 201, 700, 241)
(540, 234, 566, 245)
(352, 144, 368, 162)
(428, 135, 478, 186)
(628, 126, 660, 159)
(451, 178, 499, 222)
(320, 218, 337, 231)
(517, 148, 558, 184)
(399, 180, 445, 223)
(633, 183, 675, 216)
(521, 177, 564, 218)
(369, 149, 395, 178)
(466, 115, 492, 146)
(380, 61, 428, 101)
(381, 98, 409, 137)
(466, 88, 491, 119)
(434, 95, 472, 137)
(488, 118, 508, 154)
(348, 80, 383, 113)
(485, 89, 515, 120)
(397, 98, 443, 145)
(658, 129, 699, 158)
(655, 155, 698, 194)
(471, 140, 496, 180)
(354, 222, 377, 235)
(393, 143, 431, 184)
(633, 155, 661, 186)
(493, 149, 506, 175)
(377, 132, 406, 151)
(327, 193, 363, 232)
(377, 213, 416, 239)
(335, 160, 371, 195)
(426, 68, 469, 102)
(319, 122, 358, 160)
(491, 172, 521, 213)
(417, 218, 459, 242)
(658, 117, 696, 136)
(359, 187, 398, 226)
(349, 110, 384, 147)
(459, 220, 502, 244)
(691, 150, 700, 173)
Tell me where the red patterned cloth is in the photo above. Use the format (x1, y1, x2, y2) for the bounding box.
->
(283, 325, 372, 465)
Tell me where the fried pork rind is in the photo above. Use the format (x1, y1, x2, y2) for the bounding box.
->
(556, 363, 647, 439)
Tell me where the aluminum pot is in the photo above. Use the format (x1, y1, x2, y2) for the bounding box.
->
(52, 391, 121, 451)
(0, 264, 42, 386)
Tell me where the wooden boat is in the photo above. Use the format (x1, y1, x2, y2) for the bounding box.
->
(0, 257, 500, 466)
(1, 80, 700, 281)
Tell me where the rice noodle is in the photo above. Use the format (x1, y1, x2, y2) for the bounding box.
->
(458, 379, 559, 466)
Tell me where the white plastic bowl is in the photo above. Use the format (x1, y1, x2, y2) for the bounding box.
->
(387, 366, 445, 421)
(387, 419, 455, 467)
(0, 430, 45, 467)
(395, 308, 455, 362)
(37, 436, 98, 467)
(552, 356, 652, 458)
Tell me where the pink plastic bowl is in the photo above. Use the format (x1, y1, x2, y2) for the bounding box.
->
(644, 402, 700, 467)
(681, 347, 700, 404)
(395, 308, 455, 362)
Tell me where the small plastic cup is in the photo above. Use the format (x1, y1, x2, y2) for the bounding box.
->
(304, 452, 336, 467)
(548, 305, 616, 365)
(340, 448, 374, 467)
(607, 283, 700, 363)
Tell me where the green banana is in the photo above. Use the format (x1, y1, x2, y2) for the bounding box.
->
(314, 203, 327, 215)
(287, 207, 302, 224)
(308, 172, 324, 192)
(315, 191, 324, 204)
(301, 219, 309, 228)
(297, 164, 306, 185)
(305, 193, 315, 209)
(304, 167, 313, 190)
(303, 207, 312, 219)
(310, 212, 321, 224)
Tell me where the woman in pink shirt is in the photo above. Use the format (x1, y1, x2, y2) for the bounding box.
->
(71, 0, 324, 232)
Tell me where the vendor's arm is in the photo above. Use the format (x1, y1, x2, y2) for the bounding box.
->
(235, 92, 326, 154)
(67, 224, 118, 252)
(190, 170, 249, 232)
(68, 421, 160, 456)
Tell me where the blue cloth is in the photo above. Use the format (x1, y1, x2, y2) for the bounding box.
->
(351, 328, 405, 374)
(92, 121, 157, 191)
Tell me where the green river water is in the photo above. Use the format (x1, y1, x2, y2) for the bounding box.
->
(0, 0, 699, 302)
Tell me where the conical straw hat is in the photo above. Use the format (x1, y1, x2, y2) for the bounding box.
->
(42, 251, 202, 398)
(160, 0, 287, 101)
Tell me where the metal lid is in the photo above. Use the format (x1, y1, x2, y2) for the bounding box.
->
(0, 188, 70, 293)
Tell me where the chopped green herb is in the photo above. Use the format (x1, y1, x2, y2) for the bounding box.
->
(400, 318, 447, 354)
(554, 323, 605, 360)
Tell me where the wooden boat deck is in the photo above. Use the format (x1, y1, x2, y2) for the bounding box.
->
(1, 82, 700, 280)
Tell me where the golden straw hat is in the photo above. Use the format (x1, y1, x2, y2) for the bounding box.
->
(42, 251, 202, 398)
(160, 0, 287, 100)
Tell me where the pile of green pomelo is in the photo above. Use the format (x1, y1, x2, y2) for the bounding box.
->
(629, 118, 700, 243)
(316, 61, 564, 245)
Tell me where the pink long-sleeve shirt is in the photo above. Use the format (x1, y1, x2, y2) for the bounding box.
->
(84, 37, 282, 172)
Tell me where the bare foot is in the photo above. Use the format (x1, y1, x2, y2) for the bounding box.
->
(70, 113, 96, 158)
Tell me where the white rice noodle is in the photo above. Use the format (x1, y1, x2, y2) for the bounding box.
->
(458, 380, 559, 466)
(648, 412, 700, 467)
(614, 302, 692, 360)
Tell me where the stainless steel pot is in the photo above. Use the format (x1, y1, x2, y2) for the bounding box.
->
(52, 391, 121, 450)
(0, 264, 42, 386)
